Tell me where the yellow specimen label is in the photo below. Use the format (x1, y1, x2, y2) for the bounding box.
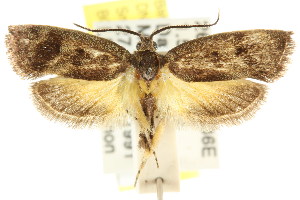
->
(84, 0, 168, 28)
(180, 171, 199, 180)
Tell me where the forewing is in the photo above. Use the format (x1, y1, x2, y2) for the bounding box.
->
(31, 69, 140, 128)
(155, 68, 267, 128)
(6, 25, 132, 80)
(165, 30, 294, 82)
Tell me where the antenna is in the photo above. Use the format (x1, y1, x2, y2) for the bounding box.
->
(74, 23, 142, 38)
(150, 10, 220, 39)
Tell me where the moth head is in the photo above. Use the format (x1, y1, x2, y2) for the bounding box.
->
(136, 36, 157, 52)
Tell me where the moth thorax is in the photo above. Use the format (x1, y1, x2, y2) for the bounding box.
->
(133, 50, 160, 81)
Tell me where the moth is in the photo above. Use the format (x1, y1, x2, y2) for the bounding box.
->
(6, 15, 294, 186)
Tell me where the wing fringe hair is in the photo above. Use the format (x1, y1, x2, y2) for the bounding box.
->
(276, 31, 294, 81)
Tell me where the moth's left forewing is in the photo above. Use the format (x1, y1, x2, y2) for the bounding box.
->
(156, 29, 294, 128)
(165, 29, 294, 82)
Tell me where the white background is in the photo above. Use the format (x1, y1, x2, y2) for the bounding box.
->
(0, 0, 299, 200)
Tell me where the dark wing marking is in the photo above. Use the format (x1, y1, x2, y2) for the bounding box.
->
(6, 25, 132, 80)
(165, 29, 294, 82)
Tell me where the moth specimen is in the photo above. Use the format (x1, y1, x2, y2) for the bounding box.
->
(6, 16, 294, 186)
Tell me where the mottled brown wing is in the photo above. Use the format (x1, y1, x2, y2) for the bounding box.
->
(154, 67, 267, 128)
(31, 68, 141, 128)
(165, 29, 294, 82)
(6, 25, 132, 80)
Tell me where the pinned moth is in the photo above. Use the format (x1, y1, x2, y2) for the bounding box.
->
(6, 15, 294, 186)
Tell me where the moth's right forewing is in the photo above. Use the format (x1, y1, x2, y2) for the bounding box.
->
(6, 25, 132, 80)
